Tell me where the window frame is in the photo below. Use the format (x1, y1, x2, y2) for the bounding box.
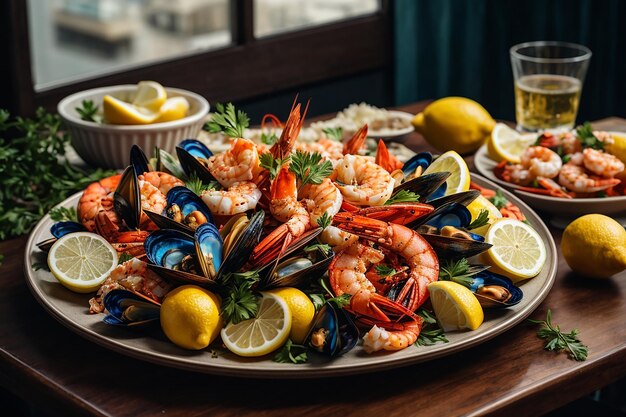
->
(2, 0, 391, 116)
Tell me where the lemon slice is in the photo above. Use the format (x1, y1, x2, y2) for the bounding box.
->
(266, 287, 315, 344)
(487, 123, 536, 163)
(427, 281, 484, 331)
(220, 292, 292, 357)
(103, 95, 158, 125)
(482, 219, 546, 282)
(131, 80, 167, 112)
(47, 232, 118, 293)
(422, 150, 470, 195)
(154, 96, 190, 123)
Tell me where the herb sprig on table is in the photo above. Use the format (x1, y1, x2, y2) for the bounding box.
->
(528, 309, 588, 361)
(0, 108, 115, 240)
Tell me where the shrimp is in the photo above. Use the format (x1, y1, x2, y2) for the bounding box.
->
(249, 167, 311, 267)
(207, 138, 261, 188)
(88, 258, 172, 314)
(333, 154, 395, 206)
(558, 163, 621, 193)
(362, 320, 423, 353)
(520, 146, 562, 179)
(582, 148, 625, 178)
(295, 140, 343, 166)
(330, 212, 439, 319)
(537, 132, 582, 155)
(298, 177, 343, 226)
(375, 139, 404, 173)
(319, 225, 359, 252)
(139, 171, 184, 195)
(137, 179, 167, 230)
(77, 174, 121, 232)
(201, 181, 262, 215)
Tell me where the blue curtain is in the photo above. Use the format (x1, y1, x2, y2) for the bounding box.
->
(394, 0, 626, 122)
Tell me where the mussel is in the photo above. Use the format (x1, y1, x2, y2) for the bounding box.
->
(176, 144, 217, 184)
(178, 139, 213, 159)
(305, 303, 359, 357)
(114, 166, 142, 230)
(144, 186, 214, 235)
(402, 152, 433, 177)
(130, 144, 187, 180)
(102, 289, 161, 326)
(392, 172, 450, 202)
(470, 271, 523, 308)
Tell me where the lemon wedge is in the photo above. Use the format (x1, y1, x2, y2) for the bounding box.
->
(103, 95, 158, 125)
(47, 232, 118, 293)
(220, 292, 292, 357)
(131, 80, 167, 112)
(266, 287, 315, 344)
(427, 281, 484, 331)
(154, 96, 190, 123)
(422, 150, 471, 195)
(481, 219, 546, 282)
(466, 194, 503, 236)
(487, 123, 536, 163)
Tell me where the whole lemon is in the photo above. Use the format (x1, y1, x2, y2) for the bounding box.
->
(266, 287, 315, 344)
(561, 214, 626, 279)
(413, 97, 496, 155)
(605, 133, 626, 165)
(160, 285, 223, 350)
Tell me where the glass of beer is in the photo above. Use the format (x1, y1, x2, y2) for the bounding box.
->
(510, 41, 592, 132)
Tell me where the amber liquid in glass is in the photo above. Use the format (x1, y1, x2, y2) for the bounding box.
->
(515, 74, 581, 131)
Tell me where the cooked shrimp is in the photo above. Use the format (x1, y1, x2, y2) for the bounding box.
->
(88, 258, 172, 314)
(558, 163, 621, 193)
(333, 154, 395, 206)
(362, 321, 423, 353)
(295, 140, 343, 166)
(201, 181, 262, 215)
(77, 174, 121, 232)
(520, 146, 562, 179)
(298, 177, 343, 226)
(207, 138, 261, 188)
(319, 225, 358, 252)
(138, 179, 167, 229)
(582, 148, 625, 178)
(139, 171, 184, 195)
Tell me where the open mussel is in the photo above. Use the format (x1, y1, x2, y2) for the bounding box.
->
(130, 144, 152, 177)
(114, 166, 142, 230)
(36, 221, 87, 252)
(176, 144, 217, 184)
(144, 186, 214, 235)
(305, 303, 359, 357)
(102, 289, 161, 326)
(218, 211, 264, 277)
(470, 271, 523, 308)
(178, 139, 213, 160)
(418, 231, 491, 260)
(428, 189, 480, 209)
(402, 152, 433, 177)
(392, 172, 450, 203)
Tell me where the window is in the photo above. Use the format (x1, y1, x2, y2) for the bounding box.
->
(2, 0, 390, 116)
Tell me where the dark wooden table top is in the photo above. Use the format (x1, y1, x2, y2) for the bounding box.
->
(1, 102, 625, 417)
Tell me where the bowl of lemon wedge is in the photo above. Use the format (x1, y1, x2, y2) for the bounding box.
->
(58, 81, 209, 169)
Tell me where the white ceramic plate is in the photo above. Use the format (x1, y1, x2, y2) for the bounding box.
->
(474, 144, 626, 226)
(368, 110, 415, 139)
(25, 174, 557, 379)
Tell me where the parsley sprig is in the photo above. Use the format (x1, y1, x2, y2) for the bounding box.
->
(384, 190, 421, 205)
(259, 153, 290, 181)
(416, 309, 448, 346)
(489, 189, 508, 210)
(289, 151, 333, 188)
(322, 127, 343, 141)
(316, 212, 332, 230)
(576, 122, 604, 150)
(467, 209, 489, 230)
(375, 264, 397, 277)
(308, 277, 352, 311)
(0, 108, 115, 240)
(273, 339, 308, 364)
(438, 258, 479, 288)
(528, 309, 588, 361)
(185, 173, 219, 195)
(261, 131, 279, 145)
(204, 103, 250, 138)
(49, 207, 78, 223)
(220, 270, 260, 324)
(303, 242, 332, 256)
(75, 100, 100, 123)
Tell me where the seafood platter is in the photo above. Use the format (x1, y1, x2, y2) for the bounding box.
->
(26, 99, 557, 377)
(475, 128, 626, 222)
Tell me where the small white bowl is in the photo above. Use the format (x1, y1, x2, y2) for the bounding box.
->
(58, 85, 210, 169)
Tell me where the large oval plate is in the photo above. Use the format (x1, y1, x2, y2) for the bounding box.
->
(24, 174, 557, 378)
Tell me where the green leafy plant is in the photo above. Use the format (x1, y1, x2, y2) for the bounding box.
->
(75, 100, 100, 123)
(289, 151, 333, 188)
(322, 127, 343, 141)
(415, 309, 448, 346)
(576, 122, 604, 150)
(528, 309, 588, 361)
(220, 270, 260, 324)
(273, 339, 308, 364)
(259, 153, 290, 181)
(467, 209, 489, 230)
(384, 190, 420, 205)
(204, 103, 249, 138)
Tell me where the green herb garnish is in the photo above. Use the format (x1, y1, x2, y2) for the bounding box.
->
(316, 212, 332, 230)
(303, 243, 332, 256)
(117, 253, 134, 264)
(75, 100, 100, 122)
(220, 270, 260, 324)
(289, 151, 333, 187)
(273, 339, 309, 364)
(185, 173, 218, 195)
(438, 258, 475, 288)
(375, 264, 397, 277)
(204, 103, 249, 138)
(322, 127, 343, 141)
(467, 209, 489, 230)
(261, 131, 279, 146)
(415, 309, 448, 346)
(384, 190, 421, 205)
(259, 153, 290, 181)
(0, 108, 115, 240)
(576, 122, 604, 150)
(489, 189, 508, 210)
(49, 206, 78, 223)
(317, 277, 352, 308)
(528, 309, 588, 361)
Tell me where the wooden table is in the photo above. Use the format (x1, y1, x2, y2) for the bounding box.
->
(1, 103, 625, 417)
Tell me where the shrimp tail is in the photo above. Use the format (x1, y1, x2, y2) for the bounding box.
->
(343, 124, 368, 155)
(375, 139, 404, 172)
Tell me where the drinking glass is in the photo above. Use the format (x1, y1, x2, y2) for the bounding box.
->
(510, 41, 592, 132)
